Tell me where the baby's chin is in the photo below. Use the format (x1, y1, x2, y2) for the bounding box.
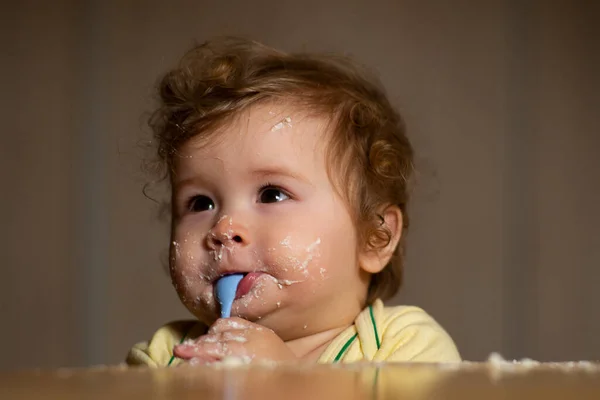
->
(187, 296, 284, 328)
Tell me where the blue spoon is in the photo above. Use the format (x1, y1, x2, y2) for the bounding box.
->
(215, 274, 244, 318)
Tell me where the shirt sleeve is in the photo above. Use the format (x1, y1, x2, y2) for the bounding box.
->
(125, 320, 201, 367)
(375, 306, 461, 363)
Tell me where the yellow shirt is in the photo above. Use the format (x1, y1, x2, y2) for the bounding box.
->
(126, 299, 460, 367)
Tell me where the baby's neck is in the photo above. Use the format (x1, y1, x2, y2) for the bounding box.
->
(284, 326, 348, 362)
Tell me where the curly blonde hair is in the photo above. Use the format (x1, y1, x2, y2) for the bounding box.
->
(148, 37, 414, 303)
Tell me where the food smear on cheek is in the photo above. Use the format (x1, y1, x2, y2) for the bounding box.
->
(255, 236, 324, 291)
(198, 261, 215, 282)
(280, 235, 292, 248)
(172, 241, 182, 259)
(171, 231, 217, 311)
(276, 237, 322, 281)
(298, 238, 321, 276)
(195, 290, 214, 308)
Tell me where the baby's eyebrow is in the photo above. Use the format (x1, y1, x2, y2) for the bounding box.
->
(171, 177, 204, 193)
(251, 167, 313, 186)
(171, 172, 215, 193)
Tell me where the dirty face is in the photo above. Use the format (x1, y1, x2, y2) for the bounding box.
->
(169, 102, 368, 340)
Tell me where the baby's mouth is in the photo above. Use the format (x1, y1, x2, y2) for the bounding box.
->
(212, 271, 266, 301)
(234, 272, 264, 299)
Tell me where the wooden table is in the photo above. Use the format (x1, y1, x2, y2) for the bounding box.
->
(2, 362, 600, 399)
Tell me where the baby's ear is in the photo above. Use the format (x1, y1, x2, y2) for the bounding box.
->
(358, 205, 403, 274)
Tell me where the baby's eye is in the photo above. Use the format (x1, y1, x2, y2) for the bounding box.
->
(188, 195, 215, 212)
(259, 186, 290, 204)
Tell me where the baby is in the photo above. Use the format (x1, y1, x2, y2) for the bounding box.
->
(127, 37, 460, 366)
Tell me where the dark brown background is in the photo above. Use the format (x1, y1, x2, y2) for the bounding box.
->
(1, 0, 599, 369)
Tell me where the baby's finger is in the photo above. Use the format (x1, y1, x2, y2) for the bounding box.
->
(174, 341, 225, 360)
(172, 334, 216, 359)
(221, 331, 248, 343)
(173, 344, 202, 360)
(173, 335, 214, 358)
(175, 336, 249, 360)
(209, 317, 254, 334)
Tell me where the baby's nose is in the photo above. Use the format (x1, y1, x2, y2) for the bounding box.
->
(206, 216, 250, 249)
(208, 231, 244, 247)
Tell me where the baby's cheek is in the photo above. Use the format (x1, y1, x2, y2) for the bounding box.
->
(265, 236, 323, 281)
(194, 290, 215, 311)
(170, 243, 208, 296)
(170, 267, 195, 303)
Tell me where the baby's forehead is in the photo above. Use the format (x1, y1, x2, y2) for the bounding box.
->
(174, 102, 339, 183)
(184, 103, 331, 157)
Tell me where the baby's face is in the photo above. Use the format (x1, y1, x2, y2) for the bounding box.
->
(170, 103, 368, 340)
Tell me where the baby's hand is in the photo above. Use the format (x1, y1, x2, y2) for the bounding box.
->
(173, 318, 297, 364)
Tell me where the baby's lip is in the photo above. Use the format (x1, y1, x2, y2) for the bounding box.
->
(208, 268, 264, 284)
(202, 253, 267, 283)
(235, 272, 264, 299)
(212, 271, 247, 283)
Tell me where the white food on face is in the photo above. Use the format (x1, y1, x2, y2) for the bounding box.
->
(270, 116, 292, 132)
